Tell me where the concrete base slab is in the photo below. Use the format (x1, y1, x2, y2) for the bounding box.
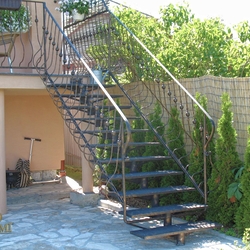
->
(98, 199, 123, 212)
(70, 190, 102, 207)
(31, 170, 57, 181)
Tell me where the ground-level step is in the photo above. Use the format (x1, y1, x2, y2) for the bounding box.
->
(130, 221, 221, 244)
(123, 203, 207, 218)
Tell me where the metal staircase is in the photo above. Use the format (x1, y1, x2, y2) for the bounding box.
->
(1, 0, 220, 245)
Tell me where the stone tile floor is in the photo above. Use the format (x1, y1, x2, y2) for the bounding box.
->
(1, 177, 244, 250)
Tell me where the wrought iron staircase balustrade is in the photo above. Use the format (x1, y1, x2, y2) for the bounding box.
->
(60, 0, 219, 244)
(0, 0, 220, 245)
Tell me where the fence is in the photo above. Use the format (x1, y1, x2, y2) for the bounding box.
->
(180, 75, 250, 160)
(64, 75, 250, 166)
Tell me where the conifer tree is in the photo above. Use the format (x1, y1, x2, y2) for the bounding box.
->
(129, 106, 146, 160)
(207, 93, 242, 226)
(142, 101, 167, 187)
(160, 105, 187, 205)
(183, 93, 215, 204)
(126, 106, 145, 190)
(235, 126, 250, 234)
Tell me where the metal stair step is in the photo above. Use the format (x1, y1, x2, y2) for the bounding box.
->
(48, 83, 115, 89)
(118, 185, 195, 198)
(61, 105, 132, 110)
(75, 128, 149, 135)
(65, 116, 140, 122)
(122, 203, 207, 218)
(106, 170, 183, 181)
(89, 141, 160, 148)
(54, 94, 124, 99)
(130, 221, 221, 241)
(95, 155, 171, 164)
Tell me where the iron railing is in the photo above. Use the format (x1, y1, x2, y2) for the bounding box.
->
(0, 0, 215, 205)
(61, 0, 215, 204)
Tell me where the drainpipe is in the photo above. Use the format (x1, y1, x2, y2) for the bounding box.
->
(60, 160, 66, 177)
(0, 90, 7, 214)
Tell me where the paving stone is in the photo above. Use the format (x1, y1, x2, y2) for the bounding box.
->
(39, 232, 59, 238)
(58, 228, 80, 237)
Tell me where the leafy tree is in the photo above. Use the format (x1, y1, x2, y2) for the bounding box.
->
(227, 21, 250, 77)
(207, 93, 242, 227)
(235, 126, 250, 234)
(111, 3, 250, 79)
(160, 2, 194, 34)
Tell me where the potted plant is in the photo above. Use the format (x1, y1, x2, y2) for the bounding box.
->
(57, 0, 89, 22)
(0, 4, 31, 33)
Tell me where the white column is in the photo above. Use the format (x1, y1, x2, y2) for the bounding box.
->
(0, 90, 7, 214)
(81, 152, 93, 193)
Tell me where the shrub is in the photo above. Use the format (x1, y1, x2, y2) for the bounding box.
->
(207, 93, 242, 227)
(235, 126, 250, 234)
(142, 101, 167, 188)
(160, 105, 186, 205)
(0, 5, 31, 33)
(183, 92, 215, 204)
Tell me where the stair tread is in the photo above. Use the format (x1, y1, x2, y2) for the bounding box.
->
(63, 105, 132, 110)
(89, 141, 160, 148)
(118, 185, 195, 198)
(96, 155, 171, 164)
(54, 94, 124, 98)
(123, 203, 207, 218)
(130, 221, 221, 240)
(66, 117, 140, 122)
(107, 170, 183, 180)
(75, 129, 149, 134)
(49, 83, 115, 88)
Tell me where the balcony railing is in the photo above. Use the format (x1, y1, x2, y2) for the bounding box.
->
(0, 0, 109, 75)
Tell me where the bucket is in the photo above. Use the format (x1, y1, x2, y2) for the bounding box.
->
(90, 69, 103, 85)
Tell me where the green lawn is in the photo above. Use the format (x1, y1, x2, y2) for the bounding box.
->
(65, 165, 82, 181)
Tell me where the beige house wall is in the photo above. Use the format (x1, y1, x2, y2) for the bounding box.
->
(5, 93, 64, 171)
(0, 0, 66, 214)
(0, 0, 65, 172)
